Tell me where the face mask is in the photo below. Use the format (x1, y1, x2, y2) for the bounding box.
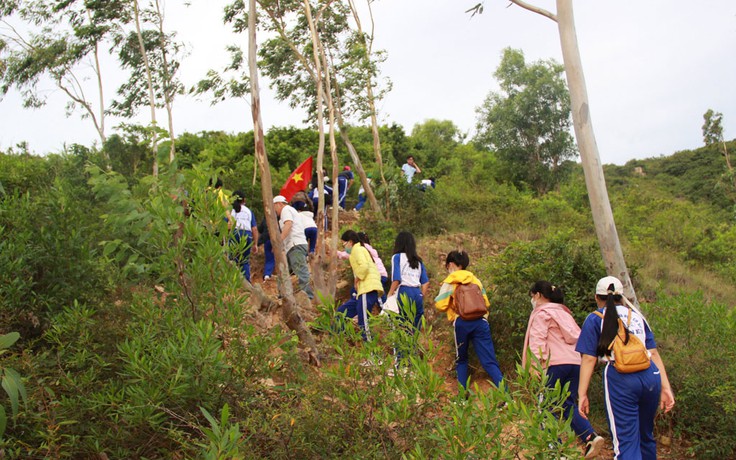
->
(345, 246, 352, 254)
(530, 296, 536, 309)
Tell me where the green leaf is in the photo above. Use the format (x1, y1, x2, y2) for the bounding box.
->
(1, 371, 19, 417)
(7, 368, 27, 407)
(0, 405, 6, 439)
(0, 332, 20, 350)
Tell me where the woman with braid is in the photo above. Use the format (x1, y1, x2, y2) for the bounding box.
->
(576, 276, 675, 460)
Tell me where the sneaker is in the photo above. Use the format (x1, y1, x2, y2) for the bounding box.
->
(359, 358, 382, 367)
(584, 435, 604, 459)
(263, 275, 271, 281)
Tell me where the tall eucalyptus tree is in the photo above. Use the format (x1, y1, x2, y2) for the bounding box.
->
(470, 0, 639, 303)
(247, 0, 321, 365)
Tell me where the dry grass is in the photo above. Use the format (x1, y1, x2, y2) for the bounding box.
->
(631, 249, 736, 306)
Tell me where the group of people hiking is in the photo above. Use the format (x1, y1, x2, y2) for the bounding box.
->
(336, 232, 674, 459)
(213, 172, 675, 460)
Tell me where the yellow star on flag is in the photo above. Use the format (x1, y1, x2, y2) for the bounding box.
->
(291, 172, 304, 184)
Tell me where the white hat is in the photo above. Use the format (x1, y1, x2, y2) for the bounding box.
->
(596, 276, 624, 296)
(273, 195, 288, 204)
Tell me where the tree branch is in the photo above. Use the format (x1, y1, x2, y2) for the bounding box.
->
(508, 0, 557, 22)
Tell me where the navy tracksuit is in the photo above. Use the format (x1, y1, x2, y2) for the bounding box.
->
(577, 307, 661, 460)
(453, 317, 504, 389)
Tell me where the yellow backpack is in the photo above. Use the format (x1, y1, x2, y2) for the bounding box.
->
(594, 309, 651, 373)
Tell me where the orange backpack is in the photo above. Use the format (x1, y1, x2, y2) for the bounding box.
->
(452, 283, 488, 321)
(594, 309, 651, 373)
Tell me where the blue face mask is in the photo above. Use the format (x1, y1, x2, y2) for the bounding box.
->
(345, 246, 352, 254)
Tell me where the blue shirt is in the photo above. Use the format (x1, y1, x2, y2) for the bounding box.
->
(576, 306, 656, 361)
(391, 253, 428, 287)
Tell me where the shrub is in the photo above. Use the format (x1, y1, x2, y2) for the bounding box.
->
(0, 182, 107, 335)
(478, 232, 605, 372)
(647, 293, 736, 459)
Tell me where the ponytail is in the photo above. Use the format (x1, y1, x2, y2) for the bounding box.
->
(596, 283, 630, 356)
(529, 280, 564, 304)
(232, 190, 246, 213)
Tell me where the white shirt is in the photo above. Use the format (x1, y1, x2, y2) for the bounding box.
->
(402, 163, 417, 183)
(231, 206, 255, 232)
(279, 205, 308, 251)
(299, 210, 318, 229)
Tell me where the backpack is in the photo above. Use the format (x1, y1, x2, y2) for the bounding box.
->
(452, 283, 488, 321)
(594, 309, 651, 373)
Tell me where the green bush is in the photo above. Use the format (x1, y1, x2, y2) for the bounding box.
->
(478, 232, 605, 372)
(647, 293, 736, 459)
(0, 182, 107, 335)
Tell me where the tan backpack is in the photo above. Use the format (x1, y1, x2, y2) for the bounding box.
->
(594, 309, 651, 373)
(452, 283, 488, 321)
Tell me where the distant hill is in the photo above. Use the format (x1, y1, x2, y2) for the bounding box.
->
(607, 139, 736, 211)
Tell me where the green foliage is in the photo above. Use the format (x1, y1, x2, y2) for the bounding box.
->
(408, 119, 463, 173)
(479, 232, 604, 370)
(409, 360, 579, 460)
(4, 105, 736, 459)
(475, 47, 576, 194)
(0, 157, 108, 335)
(0, 332, 27, 440)
(647, 293, 736, 459)
(0, 152, 55, 195)
(613, 141, 736, 210)
(198, 404, 245, 459)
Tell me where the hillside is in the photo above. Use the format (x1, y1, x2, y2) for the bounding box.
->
(1, 137, 735, 458)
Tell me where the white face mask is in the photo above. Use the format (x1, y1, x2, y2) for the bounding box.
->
(530, 296, 536, 309)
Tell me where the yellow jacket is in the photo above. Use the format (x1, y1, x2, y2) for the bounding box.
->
(349, 243, 384, 296)
(434, 269, 490, 322)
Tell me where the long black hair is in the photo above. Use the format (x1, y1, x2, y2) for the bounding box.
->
(596, 283, 629, 357)
(357, 232, 371, 246)
(232, 190, 245, 213)
(529, 280, 564, 304)
(393, 231, 422, 269)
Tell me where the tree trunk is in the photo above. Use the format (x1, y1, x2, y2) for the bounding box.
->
(309, 3, 340, 296)
(87, 7, 107, 150)
(248, 0, 321, 365)
(154, 0, 177, 164)
(347, 0, 388, 194)
(303, 0, 331, 296)
(555, 0, 638, 303)
(506, 0, 637, 303)
(133, 0, 159, 177)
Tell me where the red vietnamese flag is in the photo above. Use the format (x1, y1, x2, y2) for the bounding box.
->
(279, 156, 313, 201)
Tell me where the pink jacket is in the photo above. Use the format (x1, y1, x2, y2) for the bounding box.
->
(522, 302, 581, 368)
(337, 243, 387, 278)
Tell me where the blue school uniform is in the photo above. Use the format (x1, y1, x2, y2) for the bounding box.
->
(230, 206, 257, 281)
(337, 171, 353, 209)
(576, 306, 660, 460)
(391, 253, 428, 331)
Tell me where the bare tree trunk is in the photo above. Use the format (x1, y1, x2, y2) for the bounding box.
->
(555, 0, 637, 302)
(347, 0, 387, 193)
(305, 0, 339, 296)
(509, 0, 638, 303)
(303, 0, 331, 295)
(154, 0, 177, 164)
(248, 0, 321, 365)
(133, 0, 159, 177)
(88, 7, 106, 150)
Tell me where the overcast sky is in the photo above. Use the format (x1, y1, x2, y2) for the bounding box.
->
(1, 0, 734, 165)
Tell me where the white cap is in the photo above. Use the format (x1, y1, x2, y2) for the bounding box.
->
(273, 195, 288, 204)
(596, 276, 624, 296)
